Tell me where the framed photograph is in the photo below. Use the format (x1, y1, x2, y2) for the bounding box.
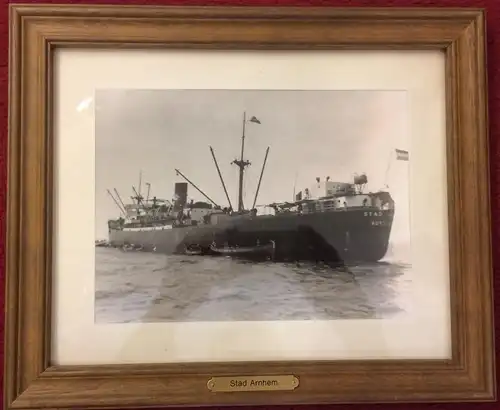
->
(5, 4, 495, 408)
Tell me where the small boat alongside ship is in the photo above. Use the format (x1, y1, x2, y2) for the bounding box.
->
(103, 112, 401, 264)
(95, 239, 109, 248)
(184, 244, 203, 256)
(209, 240, 276, 261)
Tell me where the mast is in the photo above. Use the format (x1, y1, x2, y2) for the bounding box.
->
(210, 146, 233, 211)
(383, 150, 394, 188)
(292, 171, 298, 201)
(113, 188, 126, 211)
(233, 111, 250, 212)
(138, 170, 143, 198)
(146, 182, 151, 202)
(106, 189, 126, 216)
(231, 111, 260, 212)
(174, 168, 219, 208)
(132, 186, 146, 214)
(252, 146, 270, 209)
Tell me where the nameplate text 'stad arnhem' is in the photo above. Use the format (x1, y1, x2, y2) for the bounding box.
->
(207, 375, 299, 392)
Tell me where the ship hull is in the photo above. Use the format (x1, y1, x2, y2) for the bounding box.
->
(108, 225, 196, 254)
(108, 207, 394, 263)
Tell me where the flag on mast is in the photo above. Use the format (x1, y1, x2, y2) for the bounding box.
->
(249, 116, 261, 124)
(395, 149, 409, 161)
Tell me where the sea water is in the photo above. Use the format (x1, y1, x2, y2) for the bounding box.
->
(94, 244, 412, 323)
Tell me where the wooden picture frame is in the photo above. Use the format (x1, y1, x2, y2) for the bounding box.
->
(5, 3, 495, 408)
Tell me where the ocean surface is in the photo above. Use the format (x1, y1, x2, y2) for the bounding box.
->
(95, 244, 412, 323)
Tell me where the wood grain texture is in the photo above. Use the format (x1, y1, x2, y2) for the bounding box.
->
(4, 4, 495, 408)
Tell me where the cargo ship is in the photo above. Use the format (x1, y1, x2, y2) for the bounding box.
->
(104, 112, 397, 263)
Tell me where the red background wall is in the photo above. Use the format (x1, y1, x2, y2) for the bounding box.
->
(1, 0, 498, 409)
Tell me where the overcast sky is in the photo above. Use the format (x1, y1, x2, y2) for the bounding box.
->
(95, 89, 409, 242)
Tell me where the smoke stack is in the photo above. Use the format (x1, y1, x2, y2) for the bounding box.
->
(173, 182, 188, 211)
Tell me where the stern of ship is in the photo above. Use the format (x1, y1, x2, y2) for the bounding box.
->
(340, 190, 395, 263)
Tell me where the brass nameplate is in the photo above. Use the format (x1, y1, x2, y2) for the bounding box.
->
(207, 375, 299, 392)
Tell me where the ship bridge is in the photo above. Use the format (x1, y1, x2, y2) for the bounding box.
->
(296, 179, 356, 202)
(271, 176, 394, 216)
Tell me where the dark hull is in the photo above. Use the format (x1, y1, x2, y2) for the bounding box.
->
(108, 207, 394, 263)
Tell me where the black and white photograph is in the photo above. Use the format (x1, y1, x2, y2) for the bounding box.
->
(94, 89, 412, 323)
